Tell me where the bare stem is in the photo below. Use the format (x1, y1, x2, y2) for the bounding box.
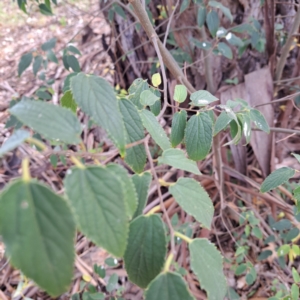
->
(144, 136, 175, 255)
(275, 7, 300, 81)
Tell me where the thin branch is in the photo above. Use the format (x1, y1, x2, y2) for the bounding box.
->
(152, 36, 169, 120)
(275, 7, 300, 81)
(163, 0, 180, 47)
(128, 0, 196, 93)
(144, 136, 175, 255)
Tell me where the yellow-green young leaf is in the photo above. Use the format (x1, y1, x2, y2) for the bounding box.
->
(145, 272, 195, 300)
(10, 99, 82, 144)
(119, 99, 146, 174)
(249, 109, 270, 133)
(0, 129, 30, 157)
(128, 78, 149, 109)
(140, 109, 171, 150)
(132, 172, 152, 219)
(106, 163, 138, 219)
(170, 110, 187, 147)
(140, 90, 160, 106)
(185, 113, 213, 161)
(174, 85, 187, 103)
(0, 180, 75, 297)
(151, 73, 161, 87)
(158, 149, 201, 175)
(71, 73, 126, 155)
(60, 90, 77, 113)
(124, 215, 166, 288)
(260, 167, 295, 193)
(169, 178, 214, 229)
(277, 244, 290, 256)
(190, 90, 218, 107)
(64, 166, 128, 257)
(189, 239, 227, 300)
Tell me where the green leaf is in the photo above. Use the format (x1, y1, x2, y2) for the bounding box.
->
(46, 50, 58, 64)
(36, 90, 52, 100)
(174, 85, 187, 103)
(63, 73, 78, 93)
(258, 250, 272, 261)
(64, 166, 128, 257)
(67, 55, 81, 72)
(197, 6, 206, 27)
(206, 10, 220, 37)
(291, 283, 299, 300)
(189, 238, 227, 300)
(292, 267, 300, 283)
(292, 153, 300, 163)
(128, 78, 149, 109)
(62, 53, 70, 70)
(170, 110, 187, 147)
(39, 3, 53, 15)
(18, 52, 33, 76)
(124, 215, 166, 288)
(235, 263, 247, 275)
(10, 99, 82, 144)
(249, 109, 270, 133)
(0, 129, 30, 157)
(106, 163, 138, 219)
(185, 113, 213, 161)
(260, 167, 295, 193)
(150, 99, 161, 116)
(113, 3, 126, 19)
(251, 226, 262, 239)
(169, 178, 214, 229)
(71, 73, 126, 155)
(140, 109, 171, 150)
(0, 180, 75, 296)
(272, 219, 292, 231)
(208, 1, 233, 23)
(119, 99, 146, 173)
(191, 38, 212, 50)
(158, 149, 201, 175)
(227, 118, 242, 145)
(41, 37, 56, 51)
(145, 272, 195, 300)
(132, 172, 152, 218)
(238, 112, 251, 144)
(214, 111, 234, 135)
(67, 45, 81, 55)
(33, 55, 43, 76)
(180, 0, 190, 13)
(140, 90, 160, 106)
(217, 42, 233, 59)
(60, 90, 77, 113)
(190, 90, 218, 106)
(225, 32, 244, 47)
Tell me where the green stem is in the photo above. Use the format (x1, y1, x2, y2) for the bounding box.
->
(174, 231, 193, 244)
(70, 156, 86, 169)
(22, 158, 31, 183)
(128, 0, 195, 93)
(275, 7, 300, 81)
(164, 253, 174, 272)
(26, 137, 48, 151)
